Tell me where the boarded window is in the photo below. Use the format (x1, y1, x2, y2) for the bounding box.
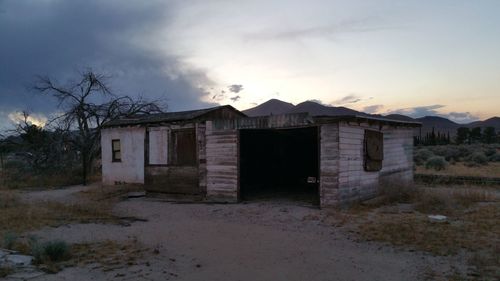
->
(149, 128, 168, 165)
(112, 139, 121, 162)
(364, 130, 383, 171)
(170, 129, 197, 166)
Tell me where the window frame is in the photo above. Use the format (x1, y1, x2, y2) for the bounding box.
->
(111, 139, 122, 162)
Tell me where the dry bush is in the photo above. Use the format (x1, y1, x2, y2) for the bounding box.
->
(0, 191, 119, 238)
(71, 239, 149, 271)
(414, 188, 496, 214)
(356, 186, 499, 280)
(415, 162, 500, 178)
(0, 266, 14, 278)
(1, 166, 83, 189)
(0, 190, 20, 208)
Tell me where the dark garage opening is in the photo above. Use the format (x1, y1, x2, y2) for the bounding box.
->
(239, 127, 319, 205)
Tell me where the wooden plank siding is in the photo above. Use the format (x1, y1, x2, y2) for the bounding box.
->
(336, 122, 415, 206)
(205, 121, 239, 202)
(319, 123, 340, 208)
(380, 128, 414, 183)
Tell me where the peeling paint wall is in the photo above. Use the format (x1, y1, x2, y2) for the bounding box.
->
(101, 127, 145, 185)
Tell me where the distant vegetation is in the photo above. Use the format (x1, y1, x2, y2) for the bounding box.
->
(414, 143, 500, 179)
(414, 125, 500, 178)
(414, 126, 499, 146)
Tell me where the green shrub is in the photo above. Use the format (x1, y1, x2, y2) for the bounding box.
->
(484, 147, 496, 157)
(465, 152, 488, 166)
(425, 156, 448, 171)
(488, 152, 500, 162)
(2, 232, 18, 249)
(0, 266, 14, 278)
(33, 240, 70, 263)
(414, 149, 434, 165)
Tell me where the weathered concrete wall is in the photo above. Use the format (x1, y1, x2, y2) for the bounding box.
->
(205, 121, 239, 202)
(319, 123, 339, 208)
(336, 122, 415, 206)
(101, 127, 145, 185)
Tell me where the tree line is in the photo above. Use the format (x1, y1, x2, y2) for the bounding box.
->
(414, 126, 498, 146)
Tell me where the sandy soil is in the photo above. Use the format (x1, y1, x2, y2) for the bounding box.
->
(16, 186, 464, 281)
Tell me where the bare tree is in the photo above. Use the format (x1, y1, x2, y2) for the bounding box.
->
(35, 70, 165, 185)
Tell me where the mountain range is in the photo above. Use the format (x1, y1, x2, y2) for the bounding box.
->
(242, 99, 500, 136)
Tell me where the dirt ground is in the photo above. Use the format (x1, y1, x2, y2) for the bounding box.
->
(7, 185, 468, 281)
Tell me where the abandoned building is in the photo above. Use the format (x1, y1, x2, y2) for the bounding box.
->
(101, 105, 420, 208)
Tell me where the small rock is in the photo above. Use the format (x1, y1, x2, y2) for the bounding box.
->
(5, 254, 33, 266)
(428, 215, 447, 223)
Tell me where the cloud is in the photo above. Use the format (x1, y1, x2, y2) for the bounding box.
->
(307, 99, 327, 105)
(0, 0, 215, 131)
(387, 105, 480, 123)
(230, 96, 241, 102)
(332, 94, 363, 105)
(8, 112, 48, 128)
(363, 105, 384, 114)
(388, 105, 445, 117)
(228, 84, 244, 93)
(247, 16, 396, 42)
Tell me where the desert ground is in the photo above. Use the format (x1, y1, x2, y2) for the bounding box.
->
(3, 183, 497, 281)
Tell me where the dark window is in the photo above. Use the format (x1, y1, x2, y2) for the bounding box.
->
(112, 139, 121, 162)
(170, 129, 196, 166)
(364, 130, 383, 171)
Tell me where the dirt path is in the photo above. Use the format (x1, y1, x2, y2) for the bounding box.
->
(19, 186, 463, 281)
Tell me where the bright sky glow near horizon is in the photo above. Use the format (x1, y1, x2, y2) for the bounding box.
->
(1, 0, 499, 130)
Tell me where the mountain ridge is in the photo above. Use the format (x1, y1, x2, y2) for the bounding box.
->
(241, 99, 500, 135)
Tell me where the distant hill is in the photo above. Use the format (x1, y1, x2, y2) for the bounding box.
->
(468, 117, 500, 130)
(384, 114, 416, 122)
(287, 101, 367, 116)
(414, 116, 460, 136)
(243, 99, 294, 117)
(242, 99, 499, 137)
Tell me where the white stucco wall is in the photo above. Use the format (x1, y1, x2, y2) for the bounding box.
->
(101, 127, 145, 185)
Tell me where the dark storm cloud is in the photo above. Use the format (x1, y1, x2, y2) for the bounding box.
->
(387, 105, 479, 123)
(0, 0, 214, 128)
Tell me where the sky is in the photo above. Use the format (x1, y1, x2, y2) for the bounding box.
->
(1, 0, 499, 131)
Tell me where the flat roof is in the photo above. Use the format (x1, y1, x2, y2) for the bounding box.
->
(102, 106, 421, 128)
(103, 105, 245, 127)
(313, 115, 422, 127)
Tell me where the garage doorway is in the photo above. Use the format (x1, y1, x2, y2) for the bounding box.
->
(239, 127, 319, 205)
